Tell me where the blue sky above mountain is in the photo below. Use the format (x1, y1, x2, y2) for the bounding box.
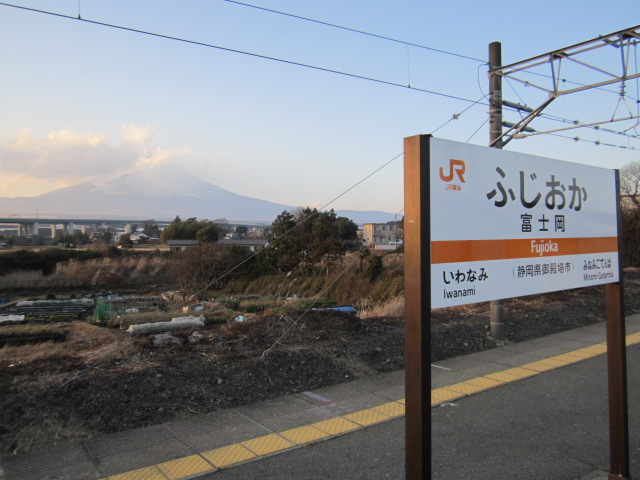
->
(1, 3, 637, 216)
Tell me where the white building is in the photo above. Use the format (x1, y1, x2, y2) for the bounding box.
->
(362, 223, 398, 245)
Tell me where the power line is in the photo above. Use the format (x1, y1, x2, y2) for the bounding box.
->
(260, 253, 360, 360)
(222, 1, 638, 107)
(515, 69, 633, 99)
(466, 117, 489, 143)
(183, 151, 403, 299)
(4, 3, 637, 150)
(546, 132, 640, 151)
(431, 94, 488, 135)
(52, 148, 402, 384)
(537, 112, 640, 140)
(221, 0, 485, 63)
(12, 0, 635, 134)
(55, 148, 403, 384)
(0, 2, 484, 106)
(225, 0, 639, 103)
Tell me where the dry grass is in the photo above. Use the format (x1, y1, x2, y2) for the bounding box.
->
(8, 413, 93, 454)
(238, 252, 405, 305)
(0, 270, 48, 289)
(0, 251, 406, 309)
(0, 256, 178, 290)
(358, 296, 404, 319)
(50, 256, 176, 288)
(0, 323, 130, 368)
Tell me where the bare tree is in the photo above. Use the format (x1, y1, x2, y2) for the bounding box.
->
(620, 161, 640, 209)
(171, 244, 234, 300)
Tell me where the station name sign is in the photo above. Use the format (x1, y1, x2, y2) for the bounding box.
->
(429, 138, 619, 309)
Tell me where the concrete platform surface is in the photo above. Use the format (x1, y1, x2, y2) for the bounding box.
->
(2, 314, 640, 480)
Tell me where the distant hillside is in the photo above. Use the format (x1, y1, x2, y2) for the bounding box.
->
(0, 169, 394, 225)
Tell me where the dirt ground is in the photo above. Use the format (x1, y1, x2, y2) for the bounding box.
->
(2, 269, 640, 456)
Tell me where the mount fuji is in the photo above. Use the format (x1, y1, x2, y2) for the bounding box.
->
(0, 168, 396, 225)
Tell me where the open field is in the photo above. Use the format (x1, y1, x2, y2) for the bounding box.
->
(1, 269, 640, 457)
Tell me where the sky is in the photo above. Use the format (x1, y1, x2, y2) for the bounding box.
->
(0, 0, 639, 215)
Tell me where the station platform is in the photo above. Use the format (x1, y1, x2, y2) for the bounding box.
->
(3, 314, 640, 480)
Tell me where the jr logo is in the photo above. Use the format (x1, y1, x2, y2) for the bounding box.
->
(439, 159, 466, 183)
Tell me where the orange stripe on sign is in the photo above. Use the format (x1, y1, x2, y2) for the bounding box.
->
(431, 237, 618, 264)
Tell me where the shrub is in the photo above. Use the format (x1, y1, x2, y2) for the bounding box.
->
(622, 207, 640, 267)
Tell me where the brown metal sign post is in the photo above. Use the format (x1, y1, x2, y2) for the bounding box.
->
(404, 134, 431, 480)
(606, 170, 630, 480)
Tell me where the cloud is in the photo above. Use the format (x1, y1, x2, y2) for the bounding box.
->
(135, 147, 193, 168)
(46, 129, 106, 148)
(0, 172, 69, 198)
(122, 124, 155, 145)
(0, 126, 194, 198)
(0, 128, 133, 180)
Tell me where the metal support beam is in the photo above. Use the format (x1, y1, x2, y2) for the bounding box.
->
(488, 41, 505, 341)
(489, 25, 640, 146)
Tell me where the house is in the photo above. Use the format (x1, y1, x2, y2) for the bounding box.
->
(130, 232, 149, 243)
(362, 222, 399, 245)
(247, 227, 266, 238)
(217, 239, 268, 253)
(166, 239, 199, 252)
(166, 238, 268, 253)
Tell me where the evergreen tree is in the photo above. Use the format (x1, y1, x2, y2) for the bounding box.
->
(196, 224, 220, 244)
(160, 216, 220, 244)
(266, 208, 358, 272)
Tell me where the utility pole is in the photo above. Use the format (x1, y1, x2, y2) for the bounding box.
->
(489, 41, 505, 341)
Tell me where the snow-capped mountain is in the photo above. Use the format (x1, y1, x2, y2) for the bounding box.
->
(0, 169, 395, 224)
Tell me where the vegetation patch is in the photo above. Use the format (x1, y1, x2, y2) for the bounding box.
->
(0, 325, 70, 347)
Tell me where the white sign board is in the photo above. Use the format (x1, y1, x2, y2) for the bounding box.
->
(429, 138, 619, 309)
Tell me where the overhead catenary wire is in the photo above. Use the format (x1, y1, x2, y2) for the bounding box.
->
(221, 0, 485, 63)
(222, 0, 640, 106)
(546, 132, 640, 151)
(430, 94, 488, 135)
(260, 253, 361, 360)
(0, 2, 485, 106)
(55, 149, 403, 385)
(181, 148, 407, 311)
(466, 117, 489, 143)
(5, 1, 636, 382)
(180, 151, 404, 300)
(4, 2, 638, 148)
(515, 68, 635, 99)
(225, 0, 639, 102)
(534, 112, 640, 140)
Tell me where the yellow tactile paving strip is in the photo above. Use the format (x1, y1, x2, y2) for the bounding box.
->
(280, 425, 331, 445)
(107, 466, 167, 480)
(103, 337, 631, 480)
(241, 434, 294, 456)
(372, 401, 405, 418)
(344, 408, 391, 426)
(157, 455, 214, 479)
(201, 444, 256, 468)
(312, 417, 360, 435)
